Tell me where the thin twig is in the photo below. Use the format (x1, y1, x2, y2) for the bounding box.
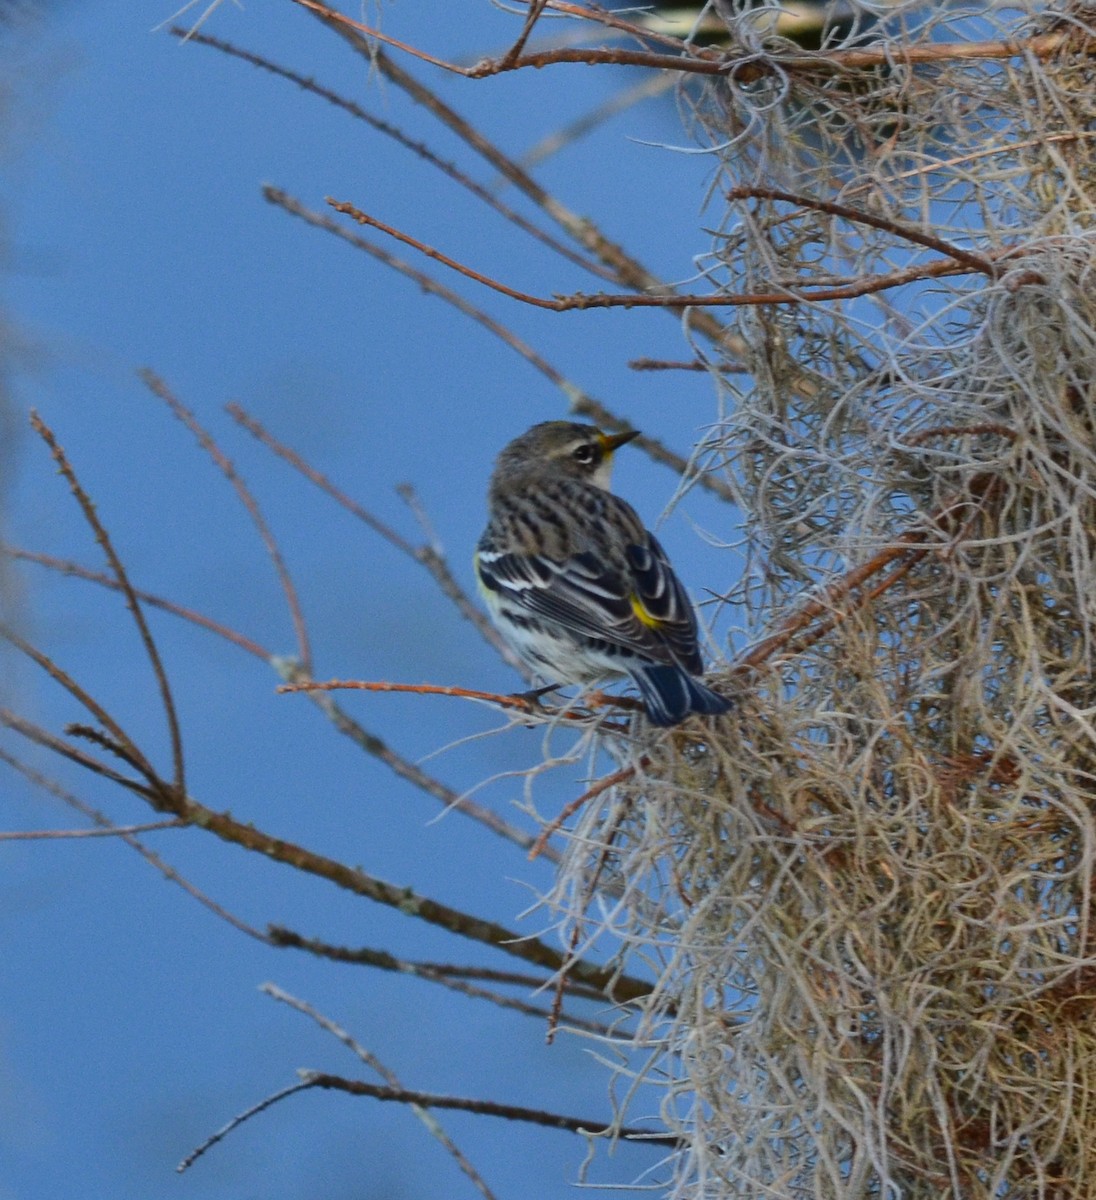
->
(262, 188, 738, 504)
(306, 1073, 681, 1146)
(0, 629, 166, 799)
(306, 10, 740, 356)
(499, 0, 549, 69)
(6, 693, 646, 993)
(276, 662, 564, 860)
(179, 1069, 677, 1173)
(178, 1081, 316, 1173)
(0, 820, 184, 840)
(732, 474, 1001, 672)
(528, 762, 641, 861)
(727, 185, 1001, 278)
(153, 775, 652, 999)
(291, 0, 1080, 79)
(169, 27, 617, 283)
(290, 0, 722, 79)
(265, 929, 622, 1033)
(139, 370, 314, 676)
(28, 412, 186, 800)
(279, 677, 577, 715)
(516, 71, 676, 172)
(265, 928, 611, 1000)
(225, 397, 514, 662)
(327, 196, 1007, 310)
(263, 984, 500, 1200)
(902, 423, 1018, 447)
(8, 541, 543, 859)
(0, 744, 269, 941)
(628, 357, 747, 373)
(4, 546, 272, 660)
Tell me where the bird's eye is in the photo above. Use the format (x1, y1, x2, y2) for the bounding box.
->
(572, 444, 597, 465)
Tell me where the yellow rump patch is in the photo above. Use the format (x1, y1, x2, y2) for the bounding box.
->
(630, 593, 663, 629)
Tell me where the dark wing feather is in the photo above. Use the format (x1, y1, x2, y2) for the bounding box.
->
(625, 534, 704, 673)
(478, 513, 703, 671)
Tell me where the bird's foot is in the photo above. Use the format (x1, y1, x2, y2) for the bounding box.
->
(509, 683, 561, 714)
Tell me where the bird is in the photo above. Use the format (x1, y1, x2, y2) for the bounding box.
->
(475, 420, 732, 727)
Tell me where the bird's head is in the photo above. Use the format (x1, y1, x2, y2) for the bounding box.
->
(492, 421, 639, 490)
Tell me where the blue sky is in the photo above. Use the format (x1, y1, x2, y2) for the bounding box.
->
(0, 3, 741, 1197)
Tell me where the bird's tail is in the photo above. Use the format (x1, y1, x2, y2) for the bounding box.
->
(628, 664, 732, 728)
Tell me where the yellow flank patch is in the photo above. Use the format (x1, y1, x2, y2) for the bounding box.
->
(630, 593, 663, 629)
(473, 554, 493, 600)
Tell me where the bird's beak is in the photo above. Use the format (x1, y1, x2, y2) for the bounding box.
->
(600, 429, 640, 454)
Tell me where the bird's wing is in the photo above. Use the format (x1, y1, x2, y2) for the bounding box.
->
(477, 529, 703, 671)
(624, 532, 705, 673)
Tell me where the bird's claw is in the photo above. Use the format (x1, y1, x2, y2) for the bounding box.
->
(509, 683, 561, 713)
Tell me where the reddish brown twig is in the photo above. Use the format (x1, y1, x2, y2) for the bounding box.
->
(727, 185, 1002, 278)
(902, 423, 1019, 446)
(291, 0, 724, 78)
(140, 370, 314, 676)
(291, 0, 1080, 80)
(528, 762, 640, 861)
(171, 28, 617, 284)
(226, 395, 515, 663)
(5, 546, 272, 660)
(310, 13, 745, 365)
(262, 188, 739, 505)
(280, 677, 577, 715)
(499, 0, 548, 68)
(327, 197, 1015, 311)
(733, 474, 1002, 673)
(28, 412, 186, 800)
(734, 534, 935, 673)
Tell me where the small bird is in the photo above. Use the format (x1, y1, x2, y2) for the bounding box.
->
(475, 420, 731, 727)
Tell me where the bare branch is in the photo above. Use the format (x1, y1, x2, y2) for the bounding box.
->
(225, 397, 515, 663)
(276, 661, 564, 859)
(0, 636, 164, 799)
(727, 185, 1003, 278)
(265, 929, 621, 1033)
(263, 188, 738, 504)
(263, 984, 501, 1200)
(5, 545, 272, 660)
(290, 0, 723, 80)
(327, 196, 1005, 310)
(291, 0, 1084, 80)
(170, 27, 618, 283)
(139, 370, 314, 676)
(265, 928, 610, 1000)
(27, 412, 186, 801)
(0, 743, 269, 941)
(178, 1080, 316, 1173)
(303, 9, 741, 356)
(147, 787, 654, 1002)
(306, 1072, 681, 1146)
(0, 820, 184, 840)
